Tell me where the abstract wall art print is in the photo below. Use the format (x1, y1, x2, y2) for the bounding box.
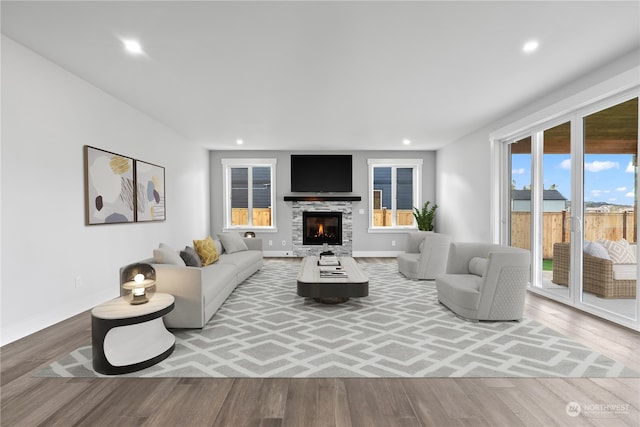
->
(84, 146, 135, 225)
(135, 160, 166, 222)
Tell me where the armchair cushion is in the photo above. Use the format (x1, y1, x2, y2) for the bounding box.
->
(598, 239, 636, 264)
(613, 264, 637, 281)
(583, 240, 610, 259)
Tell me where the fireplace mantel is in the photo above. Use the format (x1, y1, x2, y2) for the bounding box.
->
(284, 195, 361, 202)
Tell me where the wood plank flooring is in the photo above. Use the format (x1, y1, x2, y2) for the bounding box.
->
(2, 259, 639, 426)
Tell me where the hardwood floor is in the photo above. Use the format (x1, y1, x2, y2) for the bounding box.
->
(2, 259, 639, 426)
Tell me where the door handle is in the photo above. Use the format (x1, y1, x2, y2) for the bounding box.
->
(570, 216, 582, 233)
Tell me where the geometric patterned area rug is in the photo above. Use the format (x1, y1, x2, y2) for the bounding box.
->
(35, 260, 638, 378)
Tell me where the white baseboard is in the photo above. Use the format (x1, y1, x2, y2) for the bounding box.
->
(352, 251, 401, 258)
(263, 250, 400, 258)
(263, 251, 298, 257)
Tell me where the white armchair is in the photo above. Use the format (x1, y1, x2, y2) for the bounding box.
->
(435, 242, 531, 321)
(397, 232, 452, 280)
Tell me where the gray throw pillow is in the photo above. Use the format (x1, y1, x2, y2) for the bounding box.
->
(180, 246, 202, 267)
(217, 232, 248, 254)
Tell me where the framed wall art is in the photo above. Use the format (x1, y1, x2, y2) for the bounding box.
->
(84, 145, 135, 225)
(135, 160, 166, 222)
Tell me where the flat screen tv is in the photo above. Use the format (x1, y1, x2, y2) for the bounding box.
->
(290, 154, 352, 192)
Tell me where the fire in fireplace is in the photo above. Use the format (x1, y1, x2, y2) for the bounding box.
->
(303, 211, 342, 245)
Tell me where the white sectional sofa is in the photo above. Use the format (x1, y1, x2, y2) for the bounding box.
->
(124, 236, 263, 329)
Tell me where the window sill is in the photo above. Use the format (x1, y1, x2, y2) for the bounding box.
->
(223, 227, 278, 233)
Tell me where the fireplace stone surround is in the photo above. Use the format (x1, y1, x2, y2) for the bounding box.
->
(291, 200, 353, 257)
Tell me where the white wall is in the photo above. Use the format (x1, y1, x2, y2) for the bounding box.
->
(1, 36, 210, 345)
(436, 50, 640, 243)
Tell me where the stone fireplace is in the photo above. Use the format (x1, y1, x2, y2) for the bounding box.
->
(290, 200, 353, 257)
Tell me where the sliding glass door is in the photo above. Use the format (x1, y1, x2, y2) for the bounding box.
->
(581, 98, 638, 317)
(503, 94, 638, 329)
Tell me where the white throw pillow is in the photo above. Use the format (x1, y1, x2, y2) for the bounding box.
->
(598, 239, 636, 264)
(468, 257, 487, 277)
(153, 243, 186, 266)
(217, 232, 248, 254)
(583, 240, 611, 260)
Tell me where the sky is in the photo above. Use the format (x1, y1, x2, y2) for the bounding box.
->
(512, 154, 637, 205)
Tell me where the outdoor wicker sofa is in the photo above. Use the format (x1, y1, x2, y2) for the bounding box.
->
(552, 242, 636, 299)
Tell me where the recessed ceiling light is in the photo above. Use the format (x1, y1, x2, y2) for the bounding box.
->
(402, 139, 411, 145)
(236, 139, 244, 145)
(523, 40, 539, 53)
(123, 39, 143, 55)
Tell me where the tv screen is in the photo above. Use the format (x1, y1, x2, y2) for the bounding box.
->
(291, 155, 352, 192)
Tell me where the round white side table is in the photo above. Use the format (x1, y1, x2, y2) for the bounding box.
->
(91, 293, 175, 375)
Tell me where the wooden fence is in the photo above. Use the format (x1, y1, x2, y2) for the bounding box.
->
(373, 209, 414, 227)
(231, 208, 272, 226)
(233, 208, 636, 257)
(511, 211, 637, 258)
(233, 208, 415, 227)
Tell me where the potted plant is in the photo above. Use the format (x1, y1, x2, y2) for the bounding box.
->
(413, 201, 438, 231)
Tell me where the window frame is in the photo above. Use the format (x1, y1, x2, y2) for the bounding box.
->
(367, 158, 423, 232)
(221, 158, 277, 232)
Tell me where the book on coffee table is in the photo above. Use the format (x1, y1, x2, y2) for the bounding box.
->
(320, 270, 348, 278)
(318, 256, 340, 266)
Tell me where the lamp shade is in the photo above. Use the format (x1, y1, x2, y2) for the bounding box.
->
(244, 231, 256, 238)
(120, 263, 156, 304)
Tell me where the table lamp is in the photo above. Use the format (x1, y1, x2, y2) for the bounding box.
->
(244, 231, 256, 238)
(121, 263, 156, 305)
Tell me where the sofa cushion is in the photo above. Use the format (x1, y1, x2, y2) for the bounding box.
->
(200, 263, 238, 306)
(612, 264, 637, 281)
(598, 239, 636, 264)
(193, 236, 220, 266)
(583, 240, 610, 259)
(180, 246, 202, 267)
(153, 243, 186, 266)
(217, 249, 263, 268)
(468, 257, 487, 277)
(218, 232, 248, 254)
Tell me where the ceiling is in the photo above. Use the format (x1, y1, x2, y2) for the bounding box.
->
(2, 1, 639, 151)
